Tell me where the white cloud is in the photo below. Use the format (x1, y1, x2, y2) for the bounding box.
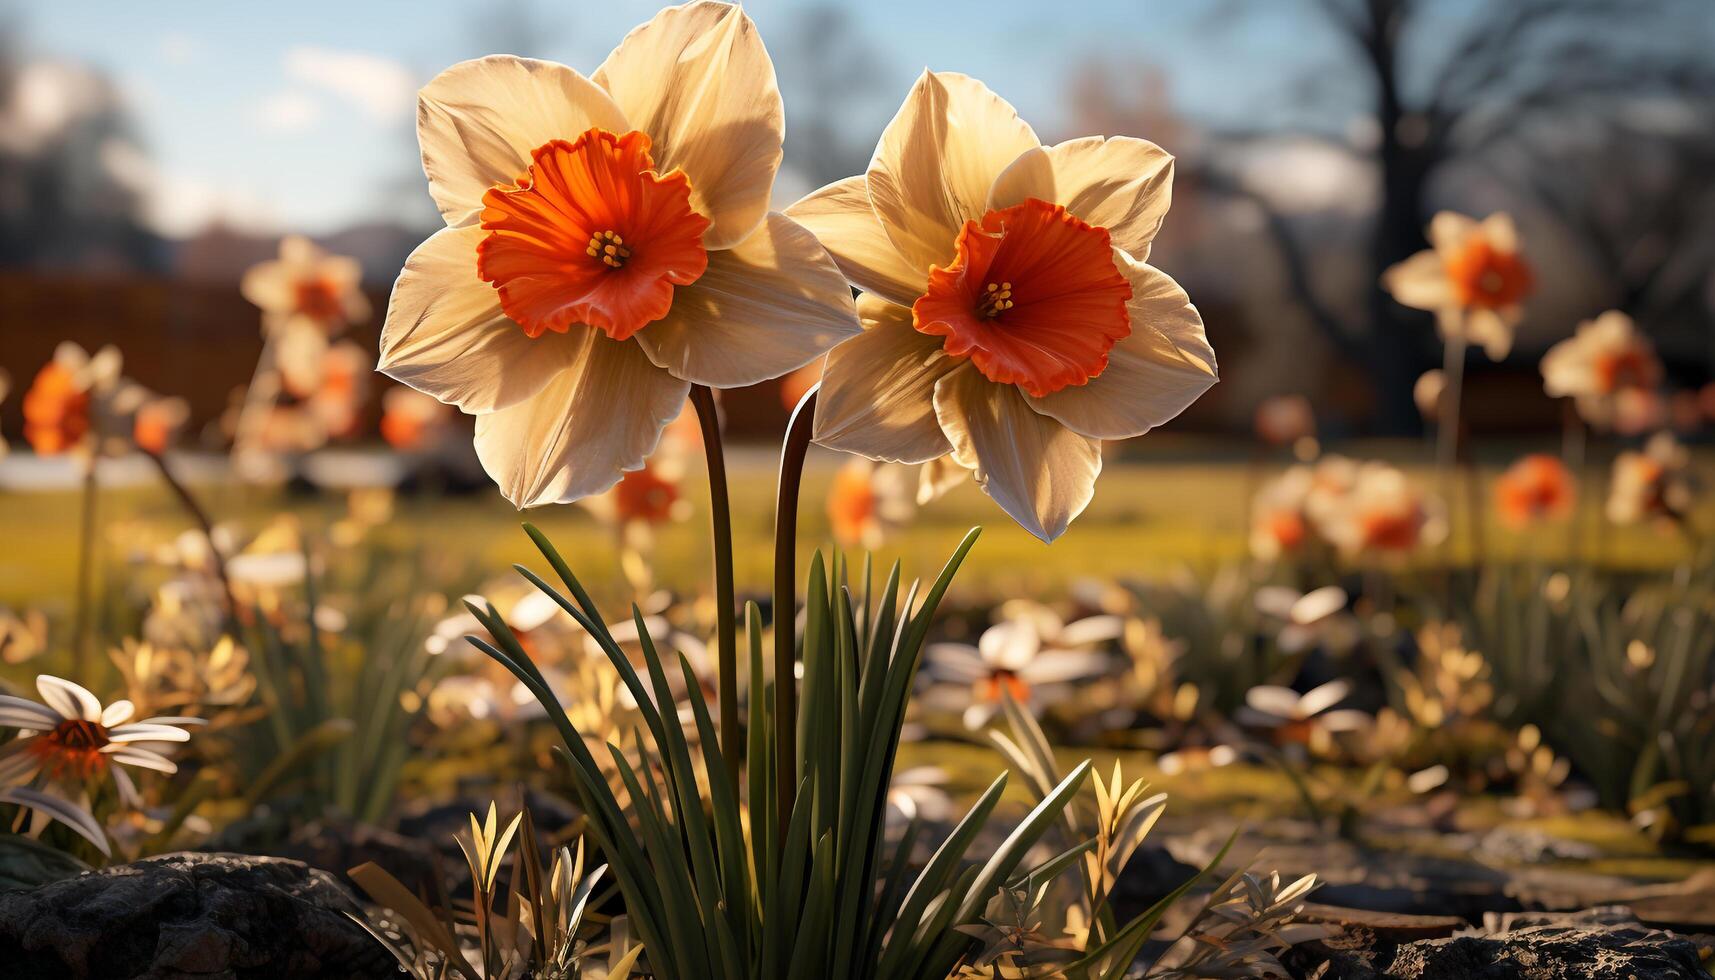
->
(1236, 137, 1377, 215)
(157, 32, 202, 66)
(0, 60, 115, 153)
(283, 46, 414, 121)
(255, 90, 322, 134)
(101, 138, 280, 237)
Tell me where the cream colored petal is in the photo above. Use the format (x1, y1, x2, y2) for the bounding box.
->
(813, 293, 958, 464)
(1027, 257, 1216, 440)
(240, 261, 295, 313)
(279, 235, 321, 266)
(933, 365, 1102, 542)
(1479, 212, 1519, 252)
(418, 55, 628, 224)
(1540, 338, 1591, 398)
(786, 176, 926, 307)
(866, 70, 1040, 276)
(1466, 307, 1513, 360)
(593, 1, 782, 251)
(635, 212, 859, 388)
(474, 334, 689, 508)
(1381, 249, 1451, 311)
(988, 136, 1174, 262)
(1426, 211, 1477, 255)
(321, 255, 363, 289)
(379, 225, 582, 413)
(917, 454, 968, 505)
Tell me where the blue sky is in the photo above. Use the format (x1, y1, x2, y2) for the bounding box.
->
(11, 0, 1347, 236)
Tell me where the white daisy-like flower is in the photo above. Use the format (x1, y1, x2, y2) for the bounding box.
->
(0, 675, 202, 813)
(921, 605, 1117, 730)
(1238, 679, 1369, 755)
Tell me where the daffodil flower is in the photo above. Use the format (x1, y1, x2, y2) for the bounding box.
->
(21, 342, 122, 457)
(1308, 461, 1446, 558)
(379, 1, 860, 507)
(1494, 454, 1576, 530)
(241, 235, 370, 333)
(1541, 310, 1662, 430)
(1382, 211, 1533, 360)
(826, 457, 915, 551)
(790, 71, 1217, 541)
(1608, 432, 1694, 526)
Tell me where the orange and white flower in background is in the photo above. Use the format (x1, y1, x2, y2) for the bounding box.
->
(303, 341, 373, 444)
(128, 392, 190, 455)
(583, 449, 691, 534)
(1250, 466, 1319, 562)
(378, 1, 859, 508)
(380, 386, 456, 453)
(580, 418, 694, 596)
(21, 342, 121, 456)
(826, 457, 915, 551)
(1540, 310, 1662, 431)
(1301, 453, 1360, 523)
(1313, 461, 1445, 558)
(1493, 454, 1575, 530)
(1610, 388, 1667, 438)
(1607, 432, 1694, 527)
(1382, 212, 1533, 360)
(240, 235, 370, 333)
(791, 71, 1216, 541)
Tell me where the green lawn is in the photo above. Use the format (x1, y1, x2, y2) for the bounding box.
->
(0, 441, 1706, 610)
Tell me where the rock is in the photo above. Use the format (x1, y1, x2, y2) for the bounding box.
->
(0, 851, 397, 979)
(1296, 903, 1465, 942)
(1385, 918, 1705, 979)
(1287, 907, 1708, 979)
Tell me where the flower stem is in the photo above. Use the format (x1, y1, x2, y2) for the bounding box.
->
(146, 449, 239, 630)
(72, 457, 99, 677)
(1562, 400, 1587, 564)
(690, 385, 740, 785)
(1436, 336, 1468, 565)
(774, 386, 818, 838)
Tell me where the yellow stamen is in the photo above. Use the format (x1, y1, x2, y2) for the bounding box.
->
(978, 280, 1014, 318)
(586, 229, 631, 269)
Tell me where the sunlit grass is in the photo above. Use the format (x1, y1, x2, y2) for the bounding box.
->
(2, 442, 1708, 609)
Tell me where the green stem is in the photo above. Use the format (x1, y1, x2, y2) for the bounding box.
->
(145, 449, 238, 632)
(774, 386, 818, 839)
(690, 385, 740, 785)
(1437, 335, 1468, 567)
(72, 457, 99, 677)
(1562, 400, 1586, 565)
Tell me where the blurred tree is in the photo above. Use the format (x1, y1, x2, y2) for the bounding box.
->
(773, 4, 894, 189)
(1495, 101, 1715, 374)
(1204, 0, 1715, 431)
(0, 27, 161, 272)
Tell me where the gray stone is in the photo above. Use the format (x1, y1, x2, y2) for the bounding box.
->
(0, 851, 397, 979)
(1288, 908, 1708, 979)
(1384, 919, 1706, 979)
